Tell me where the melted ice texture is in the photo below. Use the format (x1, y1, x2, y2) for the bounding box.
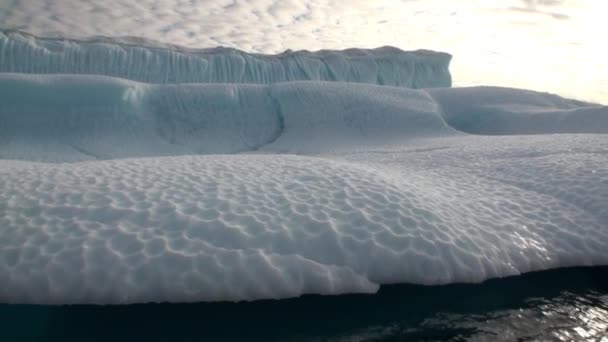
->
(0, 34, 607, 304)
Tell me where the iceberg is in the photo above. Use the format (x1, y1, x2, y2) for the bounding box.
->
(0, 31, 452, 88)
(0, 37, 607, 305)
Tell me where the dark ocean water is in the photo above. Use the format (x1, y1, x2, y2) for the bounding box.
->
(1, 266, 607, 341)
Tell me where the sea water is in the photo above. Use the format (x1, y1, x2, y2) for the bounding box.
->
(1, 267, 606, 341)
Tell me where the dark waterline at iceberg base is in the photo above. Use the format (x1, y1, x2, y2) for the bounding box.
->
(2, 266, 607, 341)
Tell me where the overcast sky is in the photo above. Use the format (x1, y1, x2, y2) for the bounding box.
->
(1, 0, 606, 103)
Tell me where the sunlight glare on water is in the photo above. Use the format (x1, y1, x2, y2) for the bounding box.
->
(329, 292, 608, 341)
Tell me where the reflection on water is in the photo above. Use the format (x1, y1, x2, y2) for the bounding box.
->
(1, 266, 606, 341)
(339, 292, 608, 341)
(464, 293, 608, 341)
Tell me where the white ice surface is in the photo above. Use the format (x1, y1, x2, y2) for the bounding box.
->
(0, 31, 451, 88)
(0, 72, 607, 304)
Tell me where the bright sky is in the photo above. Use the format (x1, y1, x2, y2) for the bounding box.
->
(1, 0, 606, 103)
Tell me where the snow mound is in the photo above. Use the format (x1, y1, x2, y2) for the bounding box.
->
(0, 31, 452, 88)
(2, 73, 607, 162)
(428, 87, 608, 135)
(0, 73, 453, 161)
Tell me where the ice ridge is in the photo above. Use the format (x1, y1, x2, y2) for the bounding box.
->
(0, 30, 452, 87)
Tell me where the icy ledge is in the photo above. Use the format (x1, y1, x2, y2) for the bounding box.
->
(0, 30, 451, 87)
(1, 74, 606, 162)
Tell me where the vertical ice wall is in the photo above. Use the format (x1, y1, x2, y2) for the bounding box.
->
(0, 31, 452, 87)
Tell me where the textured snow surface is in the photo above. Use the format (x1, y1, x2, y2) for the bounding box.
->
(1, 137, 608, 304)
(0, 31, 451, 88)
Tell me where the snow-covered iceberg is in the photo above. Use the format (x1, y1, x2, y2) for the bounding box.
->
(0, 40, 607, 305)
(0, 31, 451, 88)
